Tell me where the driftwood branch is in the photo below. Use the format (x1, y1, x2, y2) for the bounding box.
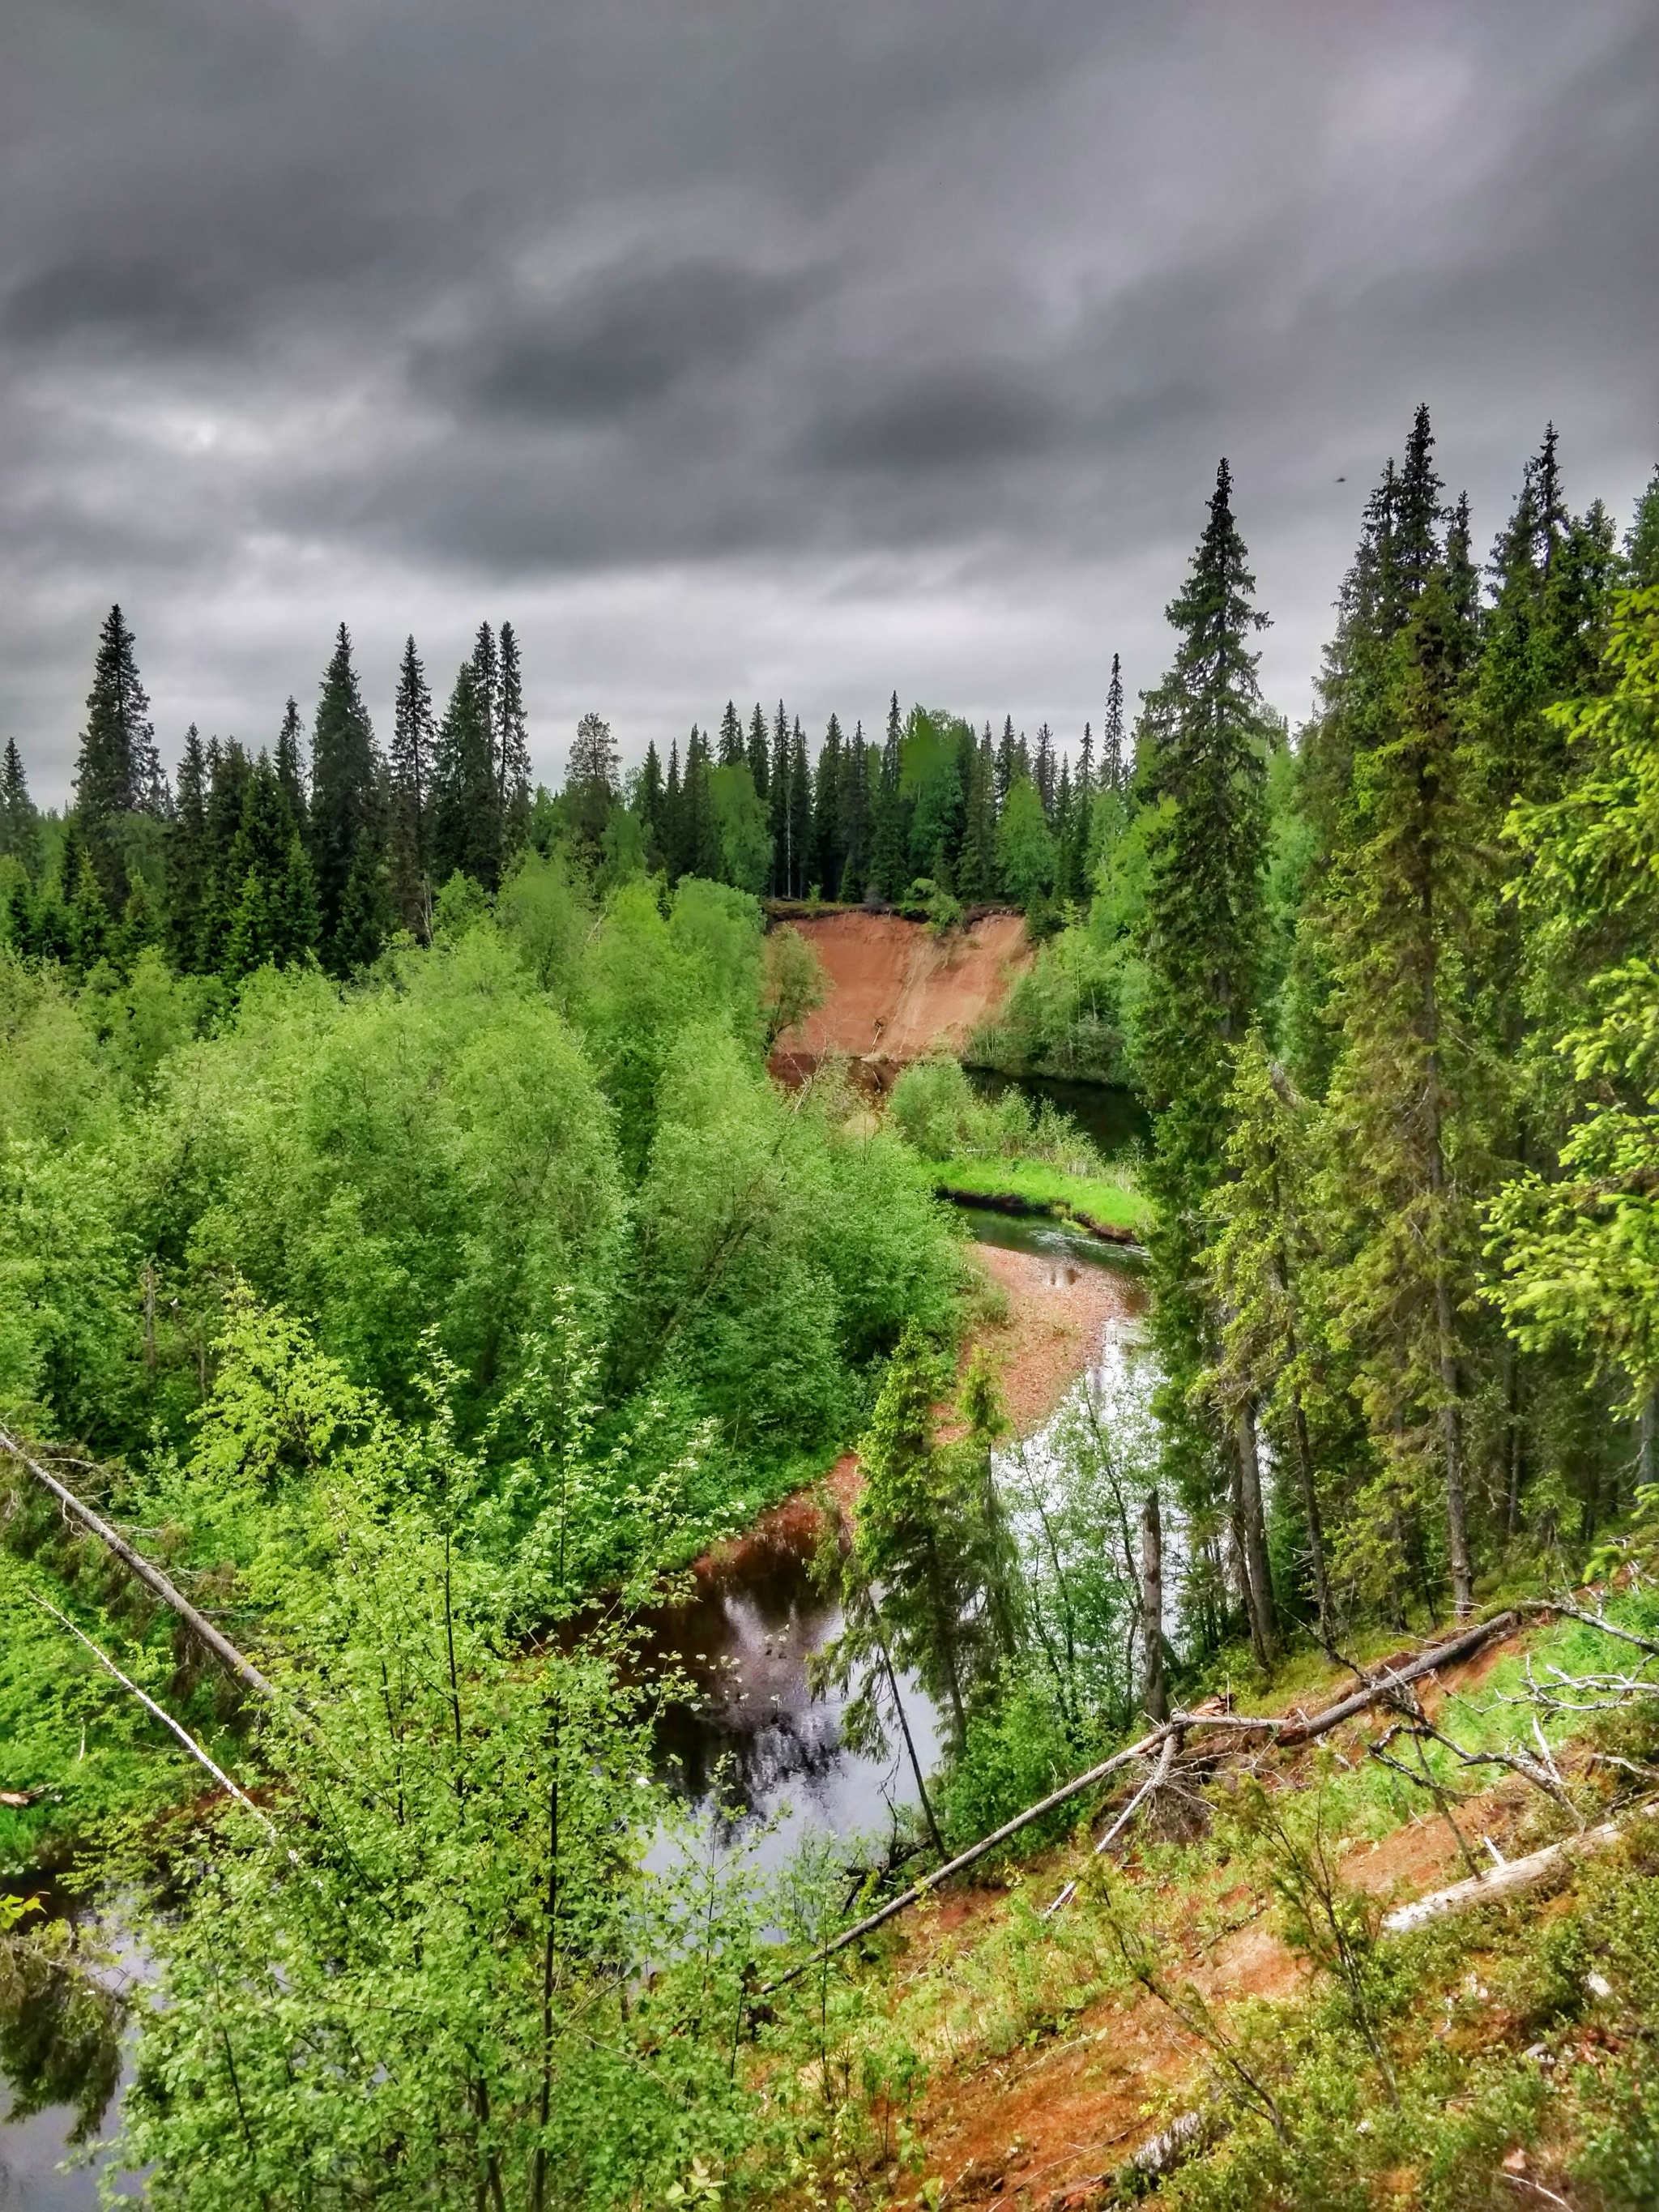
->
(1043, 1727, 1179, 1919)
(1, 1424, 277, 1703)
(1380, 1799, 1657, 1935)
(31, 1593, 272, 1831)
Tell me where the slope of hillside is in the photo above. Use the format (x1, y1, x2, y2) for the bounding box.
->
(770, 910, 1031, 1084)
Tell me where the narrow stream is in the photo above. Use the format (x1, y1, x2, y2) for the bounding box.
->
(641, 1218, 1148, 1864)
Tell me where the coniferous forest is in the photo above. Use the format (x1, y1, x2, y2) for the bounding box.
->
(7, 412, 1659, 2206)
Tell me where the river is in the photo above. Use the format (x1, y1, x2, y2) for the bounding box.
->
(1, 1215, 1145, 2207)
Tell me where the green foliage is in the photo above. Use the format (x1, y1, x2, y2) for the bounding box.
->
(101, 1315, 765, 2209)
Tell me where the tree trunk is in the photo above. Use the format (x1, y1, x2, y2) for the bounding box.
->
(1235, 1405, 1277, 1664)
(1290, 1390, 1331, 1637)
(1140, 1489, 1167, 1722)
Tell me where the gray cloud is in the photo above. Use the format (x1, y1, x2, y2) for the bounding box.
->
(807, 369, 1064, 474)
(416, 257, 823, 425)
(1, 0, 1657, 799)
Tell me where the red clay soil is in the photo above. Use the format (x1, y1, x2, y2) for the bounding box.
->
(970, 1244, 1145, 1434)
(770, 910, 1031, 1085)
(859, 1621, 1550, 2210)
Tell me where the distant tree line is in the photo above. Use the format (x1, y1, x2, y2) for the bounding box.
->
(0, 617, 1126, 987)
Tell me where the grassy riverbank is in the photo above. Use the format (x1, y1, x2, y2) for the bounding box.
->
(932, 1151, 1149, 1235)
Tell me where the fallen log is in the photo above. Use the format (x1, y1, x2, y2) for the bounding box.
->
(1380, 1798, 1657, 1936)
(1, 1424, 277, 1703)
(1274, 1612, 1517, 1745)
(31, 1594, 273, 1833)
(758, 1613, 1525, 1994)
(759, 1723, 1179, 1992)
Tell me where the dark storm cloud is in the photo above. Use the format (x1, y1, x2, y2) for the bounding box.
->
(808, 369, 1064, 475)
(416, 257, 824, 425)
(1, 0, 1657, 796)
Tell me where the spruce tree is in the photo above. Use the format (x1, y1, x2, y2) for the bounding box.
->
(1627, 467, 1659, 589)
(638, 741, 667, 873)
(845, 1326, 1012, 1755)
(957, 732, 994, 903)
(432, 659, 501, 891)
(811, 714, 844, 896)
(869, 694, 908, 901)
(390, 637, 435, 937)
(746, 703, 770, 801)
(1102, 657, 1125, 791)
(1202, 1034, 1335, 1634)
(74, 604, 164, 906)
(0, 738, 40, 875)
(275, 698, 307, 826)
(684, 724, 719, 879)
(768, 702, 791, 895)
(497, 621, 532, 863)
(718, 699, 744, 769)
(198, 740, 254, 973)
(663, 736, 685, 882)
(310, 625, 386, 971)
(1316, 520, 1492, 1617)
(839, 723, 871, 900)
(994, 717, 1017, 811)
(1132, 458, 1277, 1660)
(222, 754, 320, 980)
(167, 725, 210, 968)
(1033, 724, 1056, 815)
(787, 718, 812, 899)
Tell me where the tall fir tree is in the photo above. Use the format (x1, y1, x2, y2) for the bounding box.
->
(839, 723, 872, 901)
(684, 724, 719, 880)
(74, 604, 164, 907)
(389, 636, 435, 938)
(718, 700, 744, 768)
(811, 714, 845, 896)
(275, 698, 307, 826)
(0, 738, 40, 876)
(869, 694, 908, 902)
(1627, 467, 1659, 589)
(746, 703, 770, 801)
(1033, 724, 1056, 816)
(432, 659, 501, 892)
(768, 702, 791, 895)
(496, 621, 532, 863)
(1132, 458, 1277, 1660)
(221, 754, 320, 980)
(663, 736, 685, 882)
(309, 624, 386, 973)
(1102, 656, 1125, 791)
(166, 725, 210, 968)
(637, 741, 667, 873)
(994, 716, 1018, 811)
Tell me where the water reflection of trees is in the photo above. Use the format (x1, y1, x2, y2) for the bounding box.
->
(0, 1898, 128, 2143)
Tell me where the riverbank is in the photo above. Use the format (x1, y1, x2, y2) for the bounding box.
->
(932, 1155, 1149, 1241)
(689, 1231, 1144, 1589)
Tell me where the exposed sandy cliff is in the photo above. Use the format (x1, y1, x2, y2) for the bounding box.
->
(769, 909, 1030, 1086)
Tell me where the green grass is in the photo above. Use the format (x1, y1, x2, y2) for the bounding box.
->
(930, 1152, 1151, 1234)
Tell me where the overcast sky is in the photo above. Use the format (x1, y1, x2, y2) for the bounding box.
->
(3, 0, 1657, 804)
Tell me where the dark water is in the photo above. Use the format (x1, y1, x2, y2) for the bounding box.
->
(638, 1492, 944, 1873)
(0, 1887, 139, 2212)
(965, 1070, 1149, 1159)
